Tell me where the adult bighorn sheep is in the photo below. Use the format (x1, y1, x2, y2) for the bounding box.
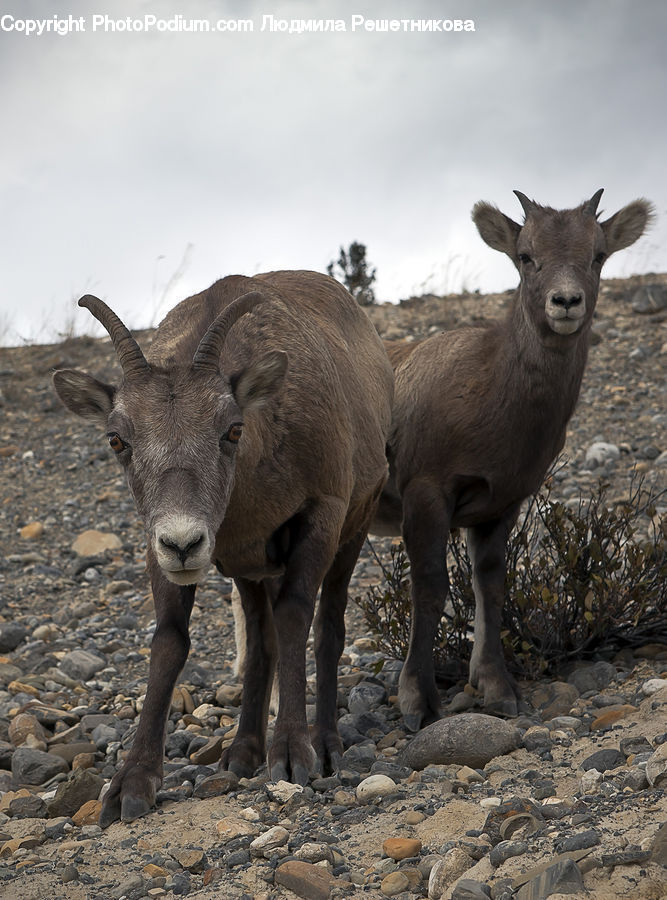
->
(53, 270, 393, 825)
(373, 189, 653, 729)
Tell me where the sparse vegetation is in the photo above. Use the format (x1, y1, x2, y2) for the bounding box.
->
(327, 241, 377, 305)
(357, 473, 667, 683)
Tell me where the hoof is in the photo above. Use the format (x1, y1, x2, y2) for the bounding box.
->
(403, 713, 424, 733)
(121, 794, 153, 823)
(484, 696, 519, 718)
(99, 797, 120, 829)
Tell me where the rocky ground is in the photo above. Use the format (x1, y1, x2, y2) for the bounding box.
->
(0, 274, 665, 900)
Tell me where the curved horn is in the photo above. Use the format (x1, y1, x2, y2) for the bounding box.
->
(192, 291, 265, 371)
(78, 295, 150, 378)
(584, 188, 604, 216)
(513, 190, 536, 219)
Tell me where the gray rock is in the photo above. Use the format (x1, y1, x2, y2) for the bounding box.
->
(568, 661, 616, 693)
(450, 880, 491, 899)
(58, 649, 106, 681)
(347, 680, 387, 713)
(651, 822, 667, 865)
(555, 828, 600, 853)
(60, 865, 79, 883)
(600, 847, 652, 867)
(582, 441, 620, 470)
(532, 682, 579, 720)
(515, 858, 585, 899)
(8, 793, 47, 818)
(580, 748, 624, 772)
(112, 874, 146, 900)
(47, 767, 104, 818)
(618, 767, 648, 792)
(11, 747, 69, 785)
(399, 714, 520, 771)
(631, 283, 667, 314)
(0, 623, 28, 652)
(489, 840, 528, 867)
(44, 817, 73, 839)
(620, 735, 653, 758)
(91, 723, 121, 751)
(645, 742, 667, 787)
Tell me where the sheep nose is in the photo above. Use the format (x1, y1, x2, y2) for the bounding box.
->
(159, 533, 205, 565)
(551, 292, 583, 310)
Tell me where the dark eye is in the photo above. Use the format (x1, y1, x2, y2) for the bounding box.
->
(593, 252, 606, 265)
(518, 253, 532, 265)
(108, 433, 126, 454)
(222, 422, 243, 444)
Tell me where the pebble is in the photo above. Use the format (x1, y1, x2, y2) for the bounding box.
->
(645, 742, 667, 787)
(428, 848, 476, 898)
(580, 748, 625, 772)
(11, 746, 69, 784)
(581, 768, 603, 794)
(71, 529, 122, 556)
(642, 678, 667, 695)
(19, 521, 44, 540)
(381, 871, 410, 896)
(583, 441, 620, 469)
(356, 774, 397, 802)
(0, 623, 28, 652)
(58, 649, 106, 681)
(249, 825, 289, 856)
(275, 859, 335, 900)
(383, 837, 422, 860)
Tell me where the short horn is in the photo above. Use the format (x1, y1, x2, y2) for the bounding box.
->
(78, 295, 150, 378)
(513, 190, 536, 218)
(192, 291, 265, 371)
(584, 188, 604, 216)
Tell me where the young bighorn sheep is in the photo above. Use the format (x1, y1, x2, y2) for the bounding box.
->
(53, 270, 393, 826)
(373, 190, 653, 729)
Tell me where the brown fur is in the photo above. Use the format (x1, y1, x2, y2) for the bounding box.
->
(373, 191, 654, 728)
(53, 270, 393, 824)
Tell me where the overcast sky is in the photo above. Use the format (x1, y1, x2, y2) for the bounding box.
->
(1, 0, 665, 345)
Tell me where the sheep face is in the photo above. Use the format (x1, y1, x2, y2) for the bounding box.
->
(54, 336, 287, 586)
(472, 190, 653, 339)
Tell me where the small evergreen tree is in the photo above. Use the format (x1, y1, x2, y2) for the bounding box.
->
(327, 242, 377, 306)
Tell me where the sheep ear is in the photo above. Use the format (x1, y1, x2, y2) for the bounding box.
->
(600, 199, 655, 255)
(53, 370, 115, 422)
(231, 351, 288, 412)
(472, 201, 521, 257)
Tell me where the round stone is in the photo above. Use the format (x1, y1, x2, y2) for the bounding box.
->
(356, 774, 397, 802)
(381, 871, 410, 896)
(383, 837, 422, 860)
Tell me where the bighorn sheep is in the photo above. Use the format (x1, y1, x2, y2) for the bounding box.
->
(373, 190, 653, 728)
(53, 270, 393, 825)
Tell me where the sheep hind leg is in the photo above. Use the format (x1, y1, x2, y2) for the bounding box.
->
(399, 479, 452, 732)
(313, 527, 368, 775)
(467, 509, 520, 718)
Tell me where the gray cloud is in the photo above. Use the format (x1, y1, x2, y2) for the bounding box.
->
(1, 0, 665, 343)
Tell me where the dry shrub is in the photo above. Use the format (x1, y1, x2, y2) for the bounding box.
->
(357, 475, 666, 682)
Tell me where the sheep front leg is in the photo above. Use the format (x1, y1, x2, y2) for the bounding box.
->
(269, 498, 346, 784)
(221, 578, 277, 778)
(99, 553, 195, 827)
(467, 508, 520, 717)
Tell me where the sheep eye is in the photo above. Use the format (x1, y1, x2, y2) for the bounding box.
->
(108, 433, 126, 454)
(518, 253, 532, 265)
(223, 423, 243, 444)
